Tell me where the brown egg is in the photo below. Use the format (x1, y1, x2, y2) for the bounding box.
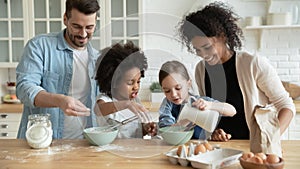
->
(242, 152, 254, 160)
(176, 145, 188, 157)
(266, 154, 280, 164)
(255, 152, 267, 160)
(194, 143, 206, 155)
(203, 142, 213, 151)
(247, 156, 264, 164)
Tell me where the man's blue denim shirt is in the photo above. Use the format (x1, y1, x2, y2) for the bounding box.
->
(16, 29, 100, 139)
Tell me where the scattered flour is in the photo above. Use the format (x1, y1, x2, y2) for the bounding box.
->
(94, 144, 126, 152)
(2, 143, 78, 162)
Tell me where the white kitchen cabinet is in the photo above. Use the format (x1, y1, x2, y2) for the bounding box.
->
(109, 0, 140, 46)
(0, 0, 140, 68)
(0, 113, 21, 139)
(0, 0, 64, 67)
(0, 0, 26, 67)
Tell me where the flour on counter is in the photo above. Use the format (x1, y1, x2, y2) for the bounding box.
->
(2, 143, 78, 162)
(93, 144, 126, 152)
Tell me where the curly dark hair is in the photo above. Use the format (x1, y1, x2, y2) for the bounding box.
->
(177, 2, 243, 53)
(95, 41, 148, 98)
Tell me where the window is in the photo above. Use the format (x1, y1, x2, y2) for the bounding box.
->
(0, 0, 140, 67)
(0, 0, 25, 67)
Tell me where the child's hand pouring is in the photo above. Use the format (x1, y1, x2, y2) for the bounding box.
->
(191, 98, 212, 110)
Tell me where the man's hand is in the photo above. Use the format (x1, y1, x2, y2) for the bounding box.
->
(59, 95, 90, 116)
(34, 91, 90, 116)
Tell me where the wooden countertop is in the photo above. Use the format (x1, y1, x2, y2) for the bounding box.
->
(0, 103, 23, 113)
(0, 139, 299, 169)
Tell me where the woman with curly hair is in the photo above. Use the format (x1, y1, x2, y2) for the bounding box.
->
(177, 2, 295, 142)
(95, 41, 157, 138)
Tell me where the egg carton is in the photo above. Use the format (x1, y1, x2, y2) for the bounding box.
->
(165, 146, 243, 169)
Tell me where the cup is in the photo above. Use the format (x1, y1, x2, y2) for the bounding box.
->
(267, 12, 292, 25)
(177, 98, 220, 132)
(245, 16, 262, 26)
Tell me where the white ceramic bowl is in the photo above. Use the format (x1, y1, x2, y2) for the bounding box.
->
(159, 126, 194, 145)
(83, 127, 119, 146)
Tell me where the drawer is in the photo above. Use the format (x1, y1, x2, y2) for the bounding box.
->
(0, 113, 22, 122)
(0, 131, 18, 139)
(0, 121, 20, 131)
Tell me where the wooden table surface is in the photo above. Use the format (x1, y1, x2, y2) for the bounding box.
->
(0, 139, 299, 169)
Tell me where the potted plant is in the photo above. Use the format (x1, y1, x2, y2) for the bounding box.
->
(149, 82, 164, 103)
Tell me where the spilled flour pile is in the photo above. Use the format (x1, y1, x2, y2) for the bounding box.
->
(2, 143, 78, 162)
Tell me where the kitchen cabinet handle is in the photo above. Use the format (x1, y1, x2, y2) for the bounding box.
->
(1, 133, 8, 137)
(1, 124, 8, 128)
(0, 114, 8, 118)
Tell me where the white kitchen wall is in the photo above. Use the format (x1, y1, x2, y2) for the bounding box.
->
(0, 0, 300, 102)
(138, 0, 200, 100)
(139, 0, 300, 101)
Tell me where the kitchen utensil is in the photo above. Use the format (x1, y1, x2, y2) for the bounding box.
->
(168, 122, 196, 132)
(101, 115, 139, 132)
(183, 122, 196, 131)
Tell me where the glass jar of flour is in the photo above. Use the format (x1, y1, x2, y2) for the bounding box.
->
(26, 114, 53, 149)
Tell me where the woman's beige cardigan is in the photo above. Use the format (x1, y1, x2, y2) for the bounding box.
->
(194, 51, 295, 134)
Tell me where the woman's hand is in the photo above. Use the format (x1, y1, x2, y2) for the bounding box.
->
(210, 128, 231, 142)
